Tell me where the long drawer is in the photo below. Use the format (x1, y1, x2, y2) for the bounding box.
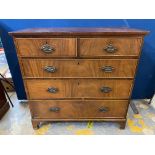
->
(25, 79, 132, 99)
(22, 59, 137, 78)
(29, 100, 129, 119)
(15, 38, 77, 57)
(80, 37, 142, 57)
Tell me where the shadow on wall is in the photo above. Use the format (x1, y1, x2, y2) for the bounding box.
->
(0, 19, 155, 99)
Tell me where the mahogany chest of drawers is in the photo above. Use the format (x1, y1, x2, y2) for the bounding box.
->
(10, 28, 148, 129)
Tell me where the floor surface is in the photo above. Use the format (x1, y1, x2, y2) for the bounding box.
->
(0, 92, 155, 135)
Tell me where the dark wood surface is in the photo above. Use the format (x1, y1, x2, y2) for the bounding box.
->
(9, 27, 149, 36)
(10, 27, 148, 129)
(0, 81, 7, 108)
(0, 80, 10, 119)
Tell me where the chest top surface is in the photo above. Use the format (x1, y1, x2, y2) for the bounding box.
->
(9, 27, 149, 37)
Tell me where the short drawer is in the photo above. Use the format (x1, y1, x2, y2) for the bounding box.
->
(25, 79, 132, 99)
(15, 38, 77, 57)
(22, 59, 137, 78)
(29, 100, 129, 119)
(80, 37, 142, 57)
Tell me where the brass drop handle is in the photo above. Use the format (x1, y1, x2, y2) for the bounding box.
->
(41, 44, 55, 53)
(100, 86, 112, 93)
(104, 44, 117, 53)
(49, 107, 60, 112)
(99, 107, 109, 112)
(44, 66, 57, 73)
(101, 66, 115, 73)
(47, 87, 58, 93)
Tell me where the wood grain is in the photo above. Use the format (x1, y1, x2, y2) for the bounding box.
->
(10, 27, 148, 129)
(21, 59, 137, 78)
(15, 38, 77, 57)
(9, 27, 149, 36)
(0, 81, 7, 109)
(25, 79, 132, 99)
(29, 100, 128, 119)
(80, 37, 143, 57)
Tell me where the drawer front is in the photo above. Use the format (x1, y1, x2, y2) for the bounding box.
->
(15, 38, 77, 57)
(80, 38, 142, 57)
(25, 79, 132, 99)
(22, 59, 137, 78)
(29, 100, 128, 119)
